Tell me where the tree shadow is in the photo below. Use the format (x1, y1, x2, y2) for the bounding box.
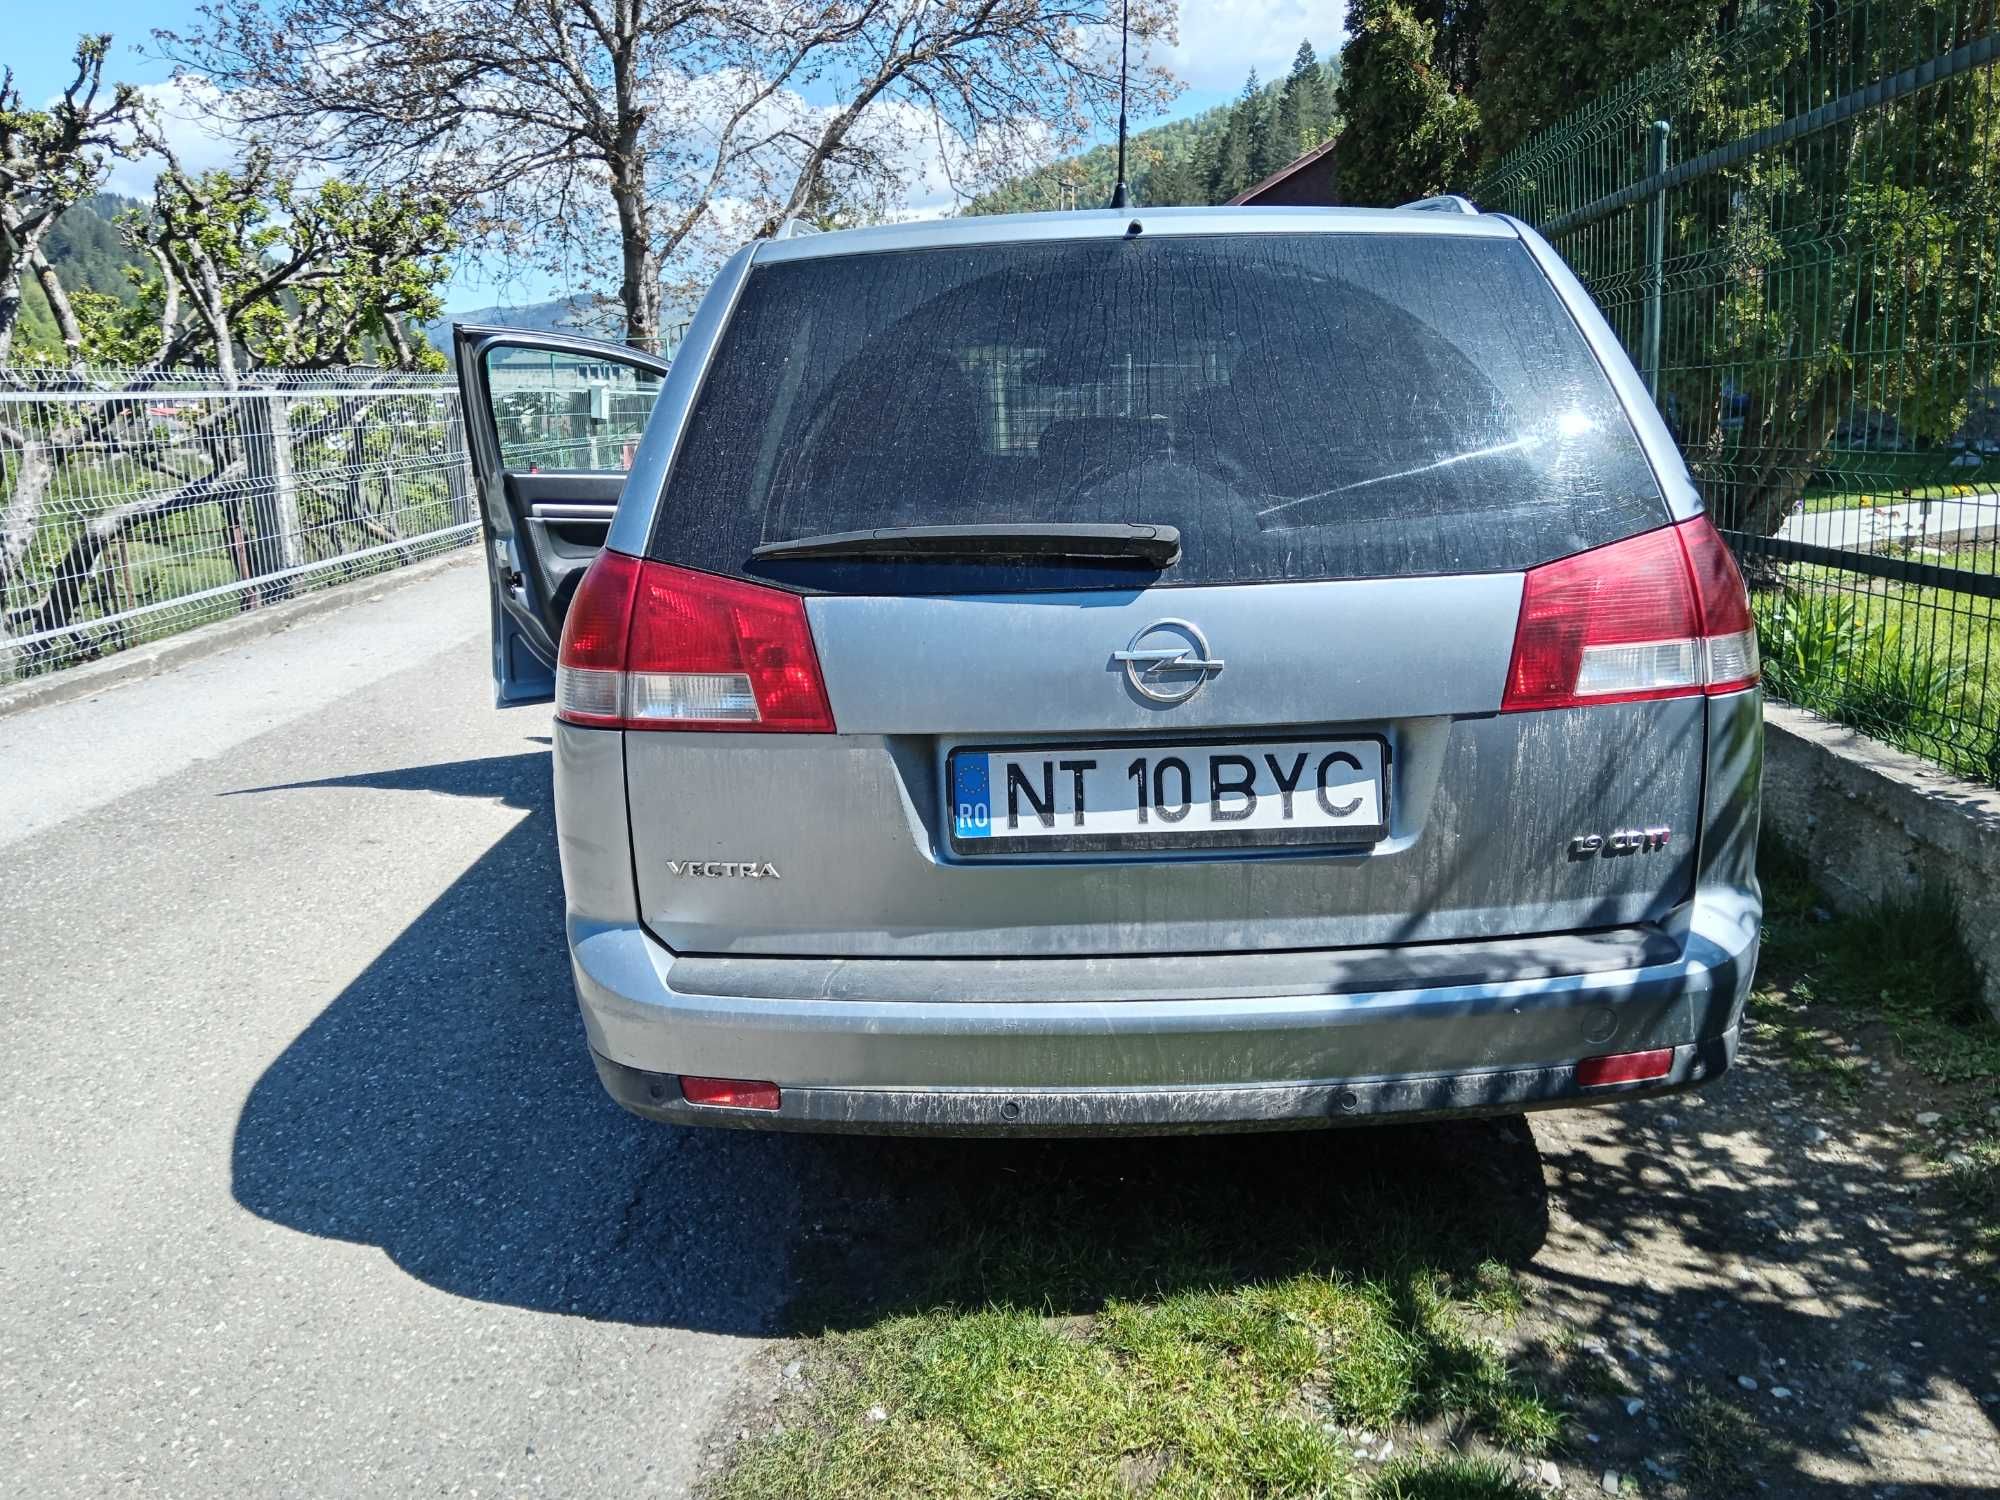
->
(1507, 1085, 2000, 1496)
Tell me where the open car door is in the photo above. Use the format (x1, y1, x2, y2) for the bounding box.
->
(454, 325, 670, 703)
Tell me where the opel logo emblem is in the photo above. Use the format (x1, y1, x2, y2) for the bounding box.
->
(1112, 619, 1225, 704)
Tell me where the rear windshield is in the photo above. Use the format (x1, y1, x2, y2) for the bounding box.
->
(651, 232, 1665, 592)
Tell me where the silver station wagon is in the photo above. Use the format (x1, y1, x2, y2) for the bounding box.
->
(455, 201, 1762, 1135)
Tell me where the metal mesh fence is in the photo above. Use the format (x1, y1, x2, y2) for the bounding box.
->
(484, 345, 662, 472)
(1474, 0, 2000, 784)
(0, 366, 475, 682)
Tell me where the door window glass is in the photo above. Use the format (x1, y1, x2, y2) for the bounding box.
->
(482, 346, 664, 472)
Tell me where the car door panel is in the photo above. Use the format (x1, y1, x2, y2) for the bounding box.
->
(453, 326, 668, 704)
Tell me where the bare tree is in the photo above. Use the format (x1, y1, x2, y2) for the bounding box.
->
(0, 112, 457, 674)
(162, 0, 1175, 351)
(0, 35, 140, 365)
(763, 0, 1173, 231)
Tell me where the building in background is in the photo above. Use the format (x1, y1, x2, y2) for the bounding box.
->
(1228, 137, 1340, 207)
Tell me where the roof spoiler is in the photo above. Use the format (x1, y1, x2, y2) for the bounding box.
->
(1397, 194, 1478, 215)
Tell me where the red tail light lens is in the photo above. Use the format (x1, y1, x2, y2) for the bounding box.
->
(555, 553, 835, 732)
(1501, 517, 1760, 712)
(680, 1076, 782, 1110)
(1679, 514, 1760, 693)
(553, 550, 644, 725)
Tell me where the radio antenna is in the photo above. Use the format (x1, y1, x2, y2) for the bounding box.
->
(1107, 0, 1133, 208)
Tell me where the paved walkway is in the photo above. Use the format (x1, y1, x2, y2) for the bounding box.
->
(1777, 489, 2000, 552)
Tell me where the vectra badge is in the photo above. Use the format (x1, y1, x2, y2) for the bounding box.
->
(1569, 828, 1671, 860)
(665, 861, 782, 878)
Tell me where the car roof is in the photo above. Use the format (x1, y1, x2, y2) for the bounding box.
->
(752, 205, 1523, 266)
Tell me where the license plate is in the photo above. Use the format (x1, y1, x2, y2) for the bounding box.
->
(948, 736, 1389, 855)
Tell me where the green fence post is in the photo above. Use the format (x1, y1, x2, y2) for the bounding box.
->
(1642, 120, 1669, 402)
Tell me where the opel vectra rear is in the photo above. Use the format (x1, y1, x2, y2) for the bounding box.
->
(455, 202, 1762, 1135)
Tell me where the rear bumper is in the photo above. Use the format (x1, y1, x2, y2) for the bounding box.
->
(567, 896, 1759, 1136)
(593, 1028, 1737, 1135)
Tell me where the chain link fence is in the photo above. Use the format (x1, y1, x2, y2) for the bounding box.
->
(0, 366, 477, 683)
(1475, 0, 2000, 784)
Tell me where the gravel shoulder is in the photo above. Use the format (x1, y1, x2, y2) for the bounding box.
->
(1508, 1038, 1996, 1494)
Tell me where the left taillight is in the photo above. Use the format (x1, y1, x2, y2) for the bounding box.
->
(555, 552, 835, 732)
(1501, 515, 1760, 712)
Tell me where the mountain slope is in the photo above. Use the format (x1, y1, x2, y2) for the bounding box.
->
(9, 195, 152, 360)
(425, 294, 610, 355)
(968, 52, 1340, 215)
(42, 194, 152, 302)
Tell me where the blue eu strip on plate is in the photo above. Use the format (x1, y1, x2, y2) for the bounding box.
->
(952, 754, 992, 840)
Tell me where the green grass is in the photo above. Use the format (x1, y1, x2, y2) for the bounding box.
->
(726, 1305, 1345, 1497)
(1944, 1134, 2000, 1272)
(1745, 988, 1870, 1102)
(1663, 1382, 1775, 1492)
(722, 1286, 1558, 1499)
(1753, 552, 2000, 784)
(1756, 839, 1999, 1086)
(713, 1127, 1564, 1499)
(1366, 1455, 1540, 1499)
(1799, 449, 1999, 513)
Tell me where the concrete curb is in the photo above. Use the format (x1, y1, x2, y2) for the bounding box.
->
(0, 546, 482, 720)
(1762, 701, 2000, 1017)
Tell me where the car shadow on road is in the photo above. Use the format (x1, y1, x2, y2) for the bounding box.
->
(227, 747, 1550, 1337)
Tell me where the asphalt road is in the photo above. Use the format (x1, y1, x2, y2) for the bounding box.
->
(0, 558, 806, 1495)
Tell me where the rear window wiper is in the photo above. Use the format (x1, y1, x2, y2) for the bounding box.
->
(750, 523, 1181, 567)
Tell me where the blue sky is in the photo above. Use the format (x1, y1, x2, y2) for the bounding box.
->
(16, 2, 1345, 312)
(14, 6, 184, 94)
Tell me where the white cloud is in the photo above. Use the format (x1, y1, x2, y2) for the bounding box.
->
(1154, 0, 1347, 92)
(101, 77, 249, 198)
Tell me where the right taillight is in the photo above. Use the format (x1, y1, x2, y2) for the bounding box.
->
(1501, 516, 1760, 712)
(555, 551, 835, 732)
(1679, 513, 1761, 694)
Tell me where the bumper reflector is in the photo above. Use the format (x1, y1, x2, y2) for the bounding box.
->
(1575, 1048, 1674, 1087)
(680, 1076, 782, 1110)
